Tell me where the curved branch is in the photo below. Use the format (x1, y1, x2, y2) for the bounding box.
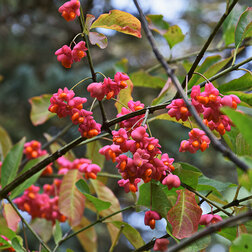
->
(168, 209, 252, 252)
(177, 0, 239, 92)
(133, 0, 249, 172)
(0, 133, 109, 200)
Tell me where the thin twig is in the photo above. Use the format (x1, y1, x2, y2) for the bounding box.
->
(53, 205, 134, 251)
(145, 44, 245, 73)
(181, 183, 232, 216)
(6, 197, 51, 252)
(177, 0, 239, 93)
(106, 56, 251, 128)
(133, 0, 249, 172)
(134, 234, 170, 252)
(211, 195, 252, 215)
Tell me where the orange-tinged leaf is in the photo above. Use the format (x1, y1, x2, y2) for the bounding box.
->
(167, 189, 202, 239)
(91, 10, 142, 38)
(29, 94, 55, 126)
(59, 170, 85, 227)
(2, 203, 21, 232)
(74, 217, 97, 252)
(115, 78, 133, 113)
(91, 180, 122, 244)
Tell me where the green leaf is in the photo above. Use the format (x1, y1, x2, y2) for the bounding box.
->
(85, 194, 111, 212)
(115, 78, 133, 113)
(53, 220, 62, 245)
(146, 14, 169, 35)
(173, 162, 202, 189)
(151, 113, 198, 130)
(129, 70, 166, 89)
(194, 55, 233, 85)
(30, 218, 52, 243)
(151, 78, 177, 106)
(167, 189, 202, 239)
(91, 10, 141, 38)
(137, 181, 173, 217)
(182, 236, 211, 252)
(222, 108, 252, 148)
(0, 125, 12, 161)
(114, 58, 128, 73)
(76, 179, 90, 194)
(76, 179, 111, 212)
(86, 141, 105, 169)
(29, 94, 55, 126)
(197, 175, 234, 195)
(236, 133, 252, 156)
(89, 32, 108, 49)
(237, 157, 252, 191)
(0, 236, 11, 247)
(163, 25, 185, 48)
(218, 73, 252, 93)
(11, 236, 25, 252)
(0, 218, 16, 240)
(222, 6, 245, 45)
(1, 137, 25, 188)
(112, 221, 145, 248)
(73, 217, 97, 252)
(11, 157, 45, 199)
(59, 170, 86, 227)
(188, 55, 221, 89)
(218, 226, 237, 241)
(235, 7, 252, 48)
(230, 233, 252, 252)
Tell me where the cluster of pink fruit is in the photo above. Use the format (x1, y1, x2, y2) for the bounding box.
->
(13, 139, 101, 224)
(167, 82, 240, 153)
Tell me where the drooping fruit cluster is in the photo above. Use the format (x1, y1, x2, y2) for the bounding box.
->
(55, 41, 88, 68)
(48, 87, 101, 138)
(167, 82, 241, 153)
(199, 214, 223, 226)
(99, 123, 180, 194)
(179, 128, 210, 153)
(144, 210, 162, 229)
(87, 72, 129, 101)
(58, 0, 80, 22)
(56, 156, 101, 179)
(14, 185, 66, 224)
(116, 100, 145, 130)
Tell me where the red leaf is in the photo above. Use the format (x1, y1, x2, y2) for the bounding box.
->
(3, 203, 21, 232)
(59, 170, 85, 227)
(91, 10, 142, 38)
(167, 189, 202, 239)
